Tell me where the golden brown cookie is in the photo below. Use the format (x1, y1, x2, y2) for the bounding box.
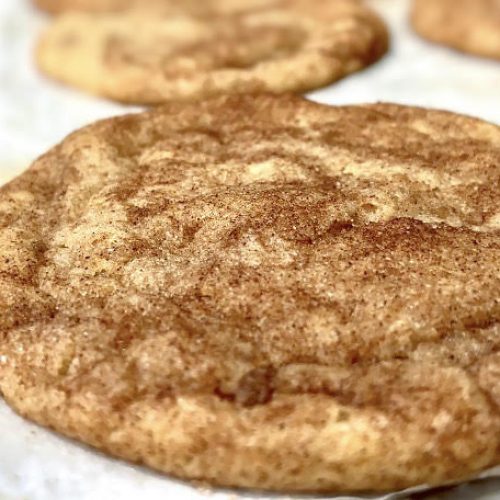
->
(34, 0, 132, 14)
(411, 0, 500, 60)
(1, 94, 499, 493)
(34, 0, 285, 15)
(35, 0, 388, 104)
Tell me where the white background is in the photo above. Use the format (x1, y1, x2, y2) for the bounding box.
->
(0, 0, 499, 498)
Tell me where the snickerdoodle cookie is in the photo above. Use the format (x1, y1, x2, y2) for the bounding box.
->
(36, 0, 388, 104)
(1, 95, 499, 492)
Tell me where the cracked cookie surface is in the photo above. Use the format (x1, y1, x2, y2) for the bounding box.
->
(0, 95, 499, 492)
(36, 0, 388, 104)
(412, 0, 500, 60)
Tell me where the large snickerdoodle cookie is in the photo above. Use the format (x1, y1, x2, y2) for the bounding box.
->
(1, 95, 499, 492)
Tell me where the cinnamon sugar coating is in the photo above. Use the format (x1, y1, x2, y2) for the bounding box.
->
(0, 95, 499, 492)
(35, 0, 388, 104)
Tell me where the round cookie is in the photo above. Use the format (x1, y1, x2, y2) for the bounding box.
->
(35, 0, 388, 104)
(411, 0, 500, 60)
(1, 94, 499, 493)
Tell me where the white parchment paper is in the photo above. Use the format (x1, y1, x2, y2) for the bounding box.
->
(0, 0, 499, 499)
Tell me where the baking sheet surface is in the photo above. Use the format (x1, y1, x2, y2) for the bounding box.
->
(0, 0, 499, 498)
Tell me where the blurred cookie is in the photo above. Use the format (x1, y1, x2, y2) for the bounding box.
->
(34, 0, 133, 14)
(34, 0, 284, 15)
(35, 0, 388, 104)
(412, 0, 500, 60)
(1, 94, 499, 492)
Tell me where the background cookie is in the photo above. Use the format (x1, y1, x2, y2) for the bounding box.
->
(411, 0, 500, 60)
(35, 0, 388, 104)
(1, 94, 499, 493)
(34, 0, 140, 14)
(34, 0, 286, 15)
